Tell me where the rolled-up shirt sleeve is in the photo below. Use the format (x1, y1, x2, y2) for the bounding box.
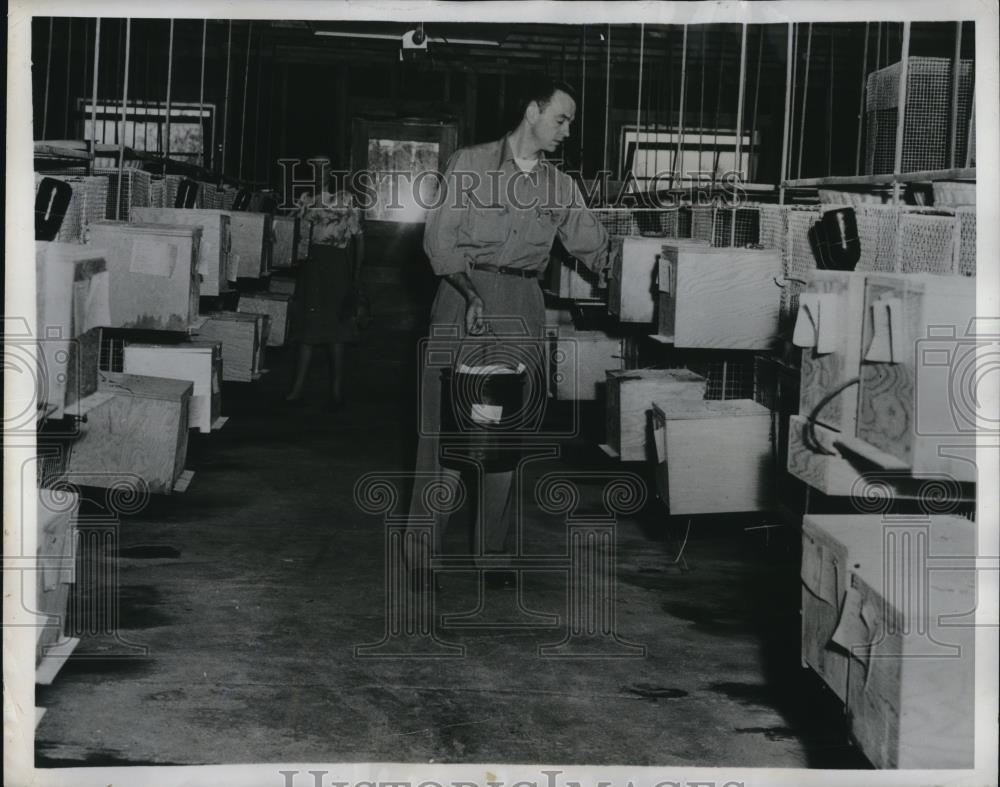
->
(423, 149, 471, 276)
(555, 177, 610, 275)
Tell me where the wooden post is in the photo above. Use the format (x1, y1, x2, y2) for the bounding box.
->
(635, 24, 645, 187)
(603, 25, 611, 177)
(891, 22, 911, 205)
(748, 26, 763, 182)
(779, 24, 793, 205)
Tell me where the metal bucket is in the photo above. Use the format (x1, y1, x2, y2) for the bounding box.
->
(439, 365, 528, 472)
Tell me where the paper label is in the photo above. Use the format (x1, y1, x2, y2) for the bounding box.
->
(227, 253, 241, 281)
(129, 237, 178, 277)
(471, 404, 503, 424)
(652, 425, 666, 464)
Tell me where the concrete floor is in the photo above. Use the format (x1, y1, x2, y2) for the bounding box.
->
(35, 325, 870, 768)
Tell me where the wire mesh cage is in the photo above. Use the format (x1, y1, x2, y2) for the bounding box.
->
(711, 207, 761, 247)
(93, 167, 152, 221)
(688, 356, 757, 401)
(957, 207, 976, 276)
(897, 211, 960, 274)
(593, 208, 638, 236)
(35, 173, 109, 243)
(149, 175, 187, 209)
(864, 56, 975, 175)
(98, 330, 125, 373)
(854, 204, 901, 273)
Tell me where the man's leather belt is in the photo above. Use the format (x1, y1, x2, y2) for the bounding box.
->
(469, 262, 540, 279)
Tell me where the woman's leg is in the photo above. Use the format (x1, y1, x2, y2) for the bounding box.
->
(286, 343, 314, 400)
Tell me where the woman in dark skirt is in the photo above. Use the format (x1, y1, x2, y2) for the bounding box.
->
(286, 189, 365, 409)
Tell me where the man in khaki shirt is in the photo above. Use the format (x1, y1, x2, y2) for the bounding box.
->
(408, 78, 609, 591)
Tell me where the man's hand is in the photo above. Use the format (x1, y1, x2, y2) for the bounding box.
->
(466, 295, 486, 335)
(444, 272, 487, 335)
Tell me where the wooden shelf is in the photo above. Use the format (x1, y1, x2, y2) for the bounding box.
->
(782, 167, 976, 190)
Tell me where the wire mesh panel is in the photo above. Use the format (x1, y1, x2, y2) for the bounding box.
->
(897, 212, 960, 274)
(691, 357, 757, 401)
(93, 168, 152, 221)
(783, 207, 822, 334)
(711, 207, 761, 247)
(98, 330, 125, 373)
(757, 204, 787, 252)
(691, 205, 714, 243)
(957, 207, 976, 276)
(220, 187, 237, 210)
(35, 174, 109, 243)
(593, 208, 637, 235)
(199, 182, 224, 209)
(865, 57, 975, 175)
(855, 205, 900, 273)
(149, 175, 185, 209)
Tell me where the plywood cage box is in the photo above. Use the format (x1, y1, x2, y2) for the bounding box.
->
(64, 372, 193, 494)
(223, 211, 272, 279)
(196, 312, 267, 382)
(85, 220, 201, 331)
(238, 293, 292, 347)
(605, 368, 707, 461)
(36, 486, 80, 664)
(34, 242, 110, 418)
(123, 341, 222, 433)
(129, 207, 233, 296)
(657, 245, 782, 350)
(608, 237, 704, 324)
(549, 327, 626, 401)
(271, 215, 300, 269)
(851, 273, 977, 482)
(651, 398, 774, 515)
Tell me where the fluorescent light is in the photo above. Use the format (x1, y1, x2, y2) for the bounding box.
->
(313, 30, 500, 47)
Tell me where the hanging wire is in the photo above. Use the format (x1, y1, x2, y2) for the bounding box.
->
(787, 23, 797, 188)
(239, 21, 253, 182)
(734, 23, 748, 183)
(855, 22, 870, 175)
(199, 20, 207, 169)
(63, 19, 73, 138)
(778, 23, 794, 203)
(602, 24, 611, 182)
(891, 22, 911, 204)
(634, 23, 645, 192)
(254, 28, 263, 184)
(90, 19, 101, 167)
(42, 18, 54, 139)
(117, 19, 132, 219)
(748, 25, 763, 182)
(796, 22, 813, 179)
(579, 25, 587, 167)
(82, 20, 90, 141)
(673, 25, 688, 190)
(165, 19, 174, 162)
(710, 26, 726, 185)
(221, 20, 233, 178)
(949, 21, 963, 168)
(698, 26, 706, 180)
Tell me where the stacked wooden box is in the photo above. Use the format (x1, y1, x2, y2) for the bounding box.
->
(801, 514, 975, 768)
(238, 292, 292, 346)
(548, 325, 626, 401)
(64, 371, 192, 494)
(608, 236, 690, 324)
(547, 253, 600, 301)
(223, 211, 272, 279)
(123, 341, 222, 433)
(129, 207, 233, 296)
(196, 312, 269, 381)
(604, 368, 707, 461)
(34, 242, 110, 418)
(657, 245, 782, 349)
(271, 215, 299, 269)
(36, 487, 79, 666)
(791, 271, 978, 492)
(650, 398, 774, 514)
(84, 220, 201, 330)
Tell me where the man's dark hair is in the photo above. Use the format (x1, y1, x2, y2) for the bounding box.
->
(519, 77, 578, 118)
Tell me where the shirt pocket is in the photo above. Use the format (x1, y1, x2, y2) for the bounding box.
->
(523, 207, 559, 248)
(459, 204, 510, 246)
